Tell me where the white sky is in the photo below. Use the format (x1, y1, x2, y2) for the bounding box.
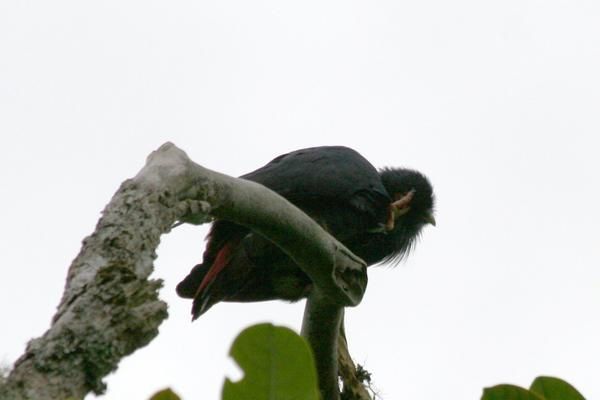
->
(1, 1, 599, 399)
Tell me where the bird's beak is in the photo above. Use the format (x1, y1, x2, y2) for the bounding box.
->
(423, 212, 436, 226)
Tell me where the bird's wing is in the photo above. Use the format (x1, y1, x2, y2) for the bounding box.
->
(242, 146, 391, 230)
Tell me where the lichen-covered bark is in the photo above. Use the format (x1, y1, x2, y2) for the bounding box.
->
(338, 321, 374, 400)
(1, 179, 172, 400)
(0, 143, 368, 400)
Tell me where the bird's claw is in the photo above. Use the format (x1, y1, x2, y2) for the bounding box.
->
(385, 190, 415, 231)
(176, 200, 213, 226)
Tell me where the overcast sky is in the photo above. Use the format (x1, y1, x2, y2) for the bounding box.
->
(1, 1, 599, 399)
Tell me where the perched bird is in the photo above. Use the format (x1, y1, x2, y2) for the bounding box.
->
(177, 146, 435, 319)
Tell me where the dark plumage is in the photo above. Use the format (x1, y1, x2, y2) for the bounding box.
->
(177, 146, 435, 319)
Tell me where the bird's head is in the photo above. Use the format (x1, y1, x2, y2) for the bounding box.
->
(378, 167, 436, 262)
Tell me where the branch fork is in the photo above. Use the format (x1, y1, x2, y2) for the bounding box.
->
(1, 142, 368, 400)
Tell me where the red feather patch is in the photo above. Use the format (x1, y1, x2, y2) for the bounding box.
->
(194, 240, 238, 298)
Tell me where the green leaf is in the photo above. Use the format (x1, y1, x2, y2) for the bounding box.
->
(222, 323, 319, 400)
(481, 384, 546, 400)
(149, 388, 181, 400)
(530, 376, 586, 400)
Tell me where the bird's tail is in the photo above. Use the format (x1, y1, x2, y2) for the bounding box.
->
(176, 263, 208, 299)
(176, 240, 240, 319)
(176, 263, 219, 319)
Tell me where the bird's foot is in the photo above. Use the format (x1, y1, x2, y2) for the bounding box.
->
(174, 199, 213, 227)
(385, 190, 415, 231)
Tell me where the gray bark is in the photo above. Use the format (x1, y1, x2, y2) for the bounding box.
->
(301, 290, 345, 400)
(0, 142, 368, 400)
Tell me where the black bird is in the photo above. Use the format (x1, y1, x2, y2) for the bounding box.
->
(177, 146, 435, 319)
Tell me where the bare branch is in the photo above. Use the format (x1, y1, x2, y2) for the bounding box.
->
(302, 290, 345, 400)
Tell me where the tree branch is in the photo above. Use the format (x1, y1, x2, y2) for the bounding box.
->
(338, 320, 374, 400)
(301, 290, 345, 400)
(0, 142, 367, 399)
